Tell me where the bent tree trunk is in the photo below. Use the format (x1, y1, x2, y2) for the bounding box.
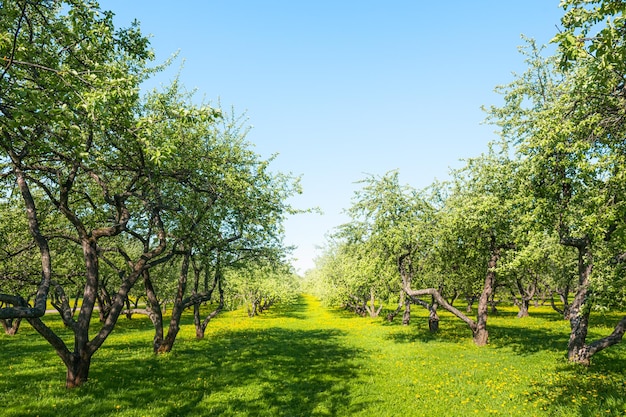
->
(398, 252, 479, 339)
(404, 287, 477, 335)
(25, 316, 89, 388)
(571, 316, 626, 364)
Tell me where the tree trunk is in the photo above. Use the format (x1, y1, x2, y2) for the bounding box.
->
(194, 304, 204, 339)
(489, 289, 499, 314)
(96, 285, 112, 322)
(428, 302, 439, 333)
(549, 286, 571, 319)
(0, 166, 52, 319)
(465, 295, 476, 313)
(157, 250, 191, 354)
(387, 291, 405, 322)
(248, 300, 258, 317)
(125, 296, 133, 319)
(364, 287, 382, 318)
(448, 288, 460, 307)
(513, 275, 536, 318)
(473, 237, 500, 346)
(65, 352, 92, 389)
(0, 318, 21, 335)
(402, 298, 411, 326)
(197, 284, 225, 339)
(516, 298, 530, 318)
(566, 246, 625, 363)
(567, 244, 593, 363)
(144, 270, 164, 353)
(193, 265, 224, 339)
(559, 286, 571, 320)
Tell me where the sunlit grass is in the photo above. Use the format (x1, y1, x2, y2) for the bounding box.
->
(1, 296, 625, 416)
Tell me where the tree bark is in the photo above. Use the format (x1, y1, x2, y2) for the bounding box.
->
(190, 268, 224, 339)
(516, 298, 530, 318)
(364, 287, 383, 318)
(473, 236, 501, 346)
(567, 243, 593, 363)
(512, 276, 536, 318)
(428, 295, 439, 333)
(579, 316, 626, 360)
(143, 270, 164, 353)
(550, 285, 571, 319)
(0, 318, 21, 335)
(157, 250, 191, 354)
(402, 298, 411, 326)
(0, 166, 51, 319)
(65, 352, 92, 389)
(465, 294, 477, 313)
(386, 291, 405, 323)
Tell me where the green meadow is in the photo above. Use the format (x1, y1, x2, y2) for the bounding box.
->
(1, 295, 625, 417)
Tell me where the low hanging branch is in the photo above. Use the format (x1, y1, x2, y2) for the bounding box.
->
(0, 294, 32, 319)
(398, 252, 478, 335)
(403, 286, 478, 333)
(583, 316, 626, 359)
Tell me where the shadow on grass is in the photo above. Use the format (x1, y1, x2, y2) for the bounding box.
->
(1, 320, 366, 416)
(266, 296, 309, 320)
(383, 307, 624, 363)
(529, 359, 626, 416)
(383, 314, 477, 345)
(486, 323, 567, 354)
(383, 311, 569, 355)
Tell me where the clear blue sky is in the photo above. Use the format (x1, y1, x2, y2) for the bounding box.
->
(104, 1, 564, 274)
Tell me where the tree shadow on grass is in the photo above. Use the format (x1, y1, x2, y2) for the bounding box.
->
(266, 295, 309, 320)
(486, 323, 567, 354)
(383, 315, 477, 345)
(522, 310, 568, 322)
(172, 326, 364, 416)
(383, 313, 569, 356)
(383, 309, 624, 362)
(1, 323, 367, 417)
(528, 359, 626, 416)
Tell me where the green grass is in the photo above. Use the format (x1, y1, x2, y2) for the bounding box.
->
(1, 295, 625, 416)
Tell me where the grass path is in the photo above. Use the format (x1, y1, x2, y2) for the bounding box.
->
(1, 294, 625, 416)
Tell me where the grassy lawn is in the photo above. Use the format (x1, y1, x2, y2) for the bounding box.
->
(1, 295, 625, 416)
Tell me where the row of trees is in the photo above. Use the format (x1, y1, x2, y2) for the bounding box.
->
(307, 1, 626, 363)
(0, 0, 301, 388)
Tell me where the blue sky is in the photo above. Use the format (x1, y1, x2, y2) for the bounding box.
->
(105, 1, 565, 274)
